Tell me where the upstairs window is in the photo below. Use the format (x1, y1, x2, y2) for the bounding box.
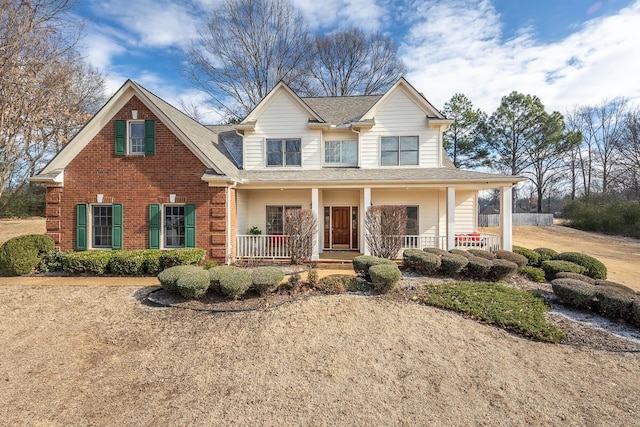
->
(381, 136, 419, 166)
(267, 138, 301, 166)
(325, 140, 357, 166)
(114, 119, 155, 156)
(128, 122, 145, 154)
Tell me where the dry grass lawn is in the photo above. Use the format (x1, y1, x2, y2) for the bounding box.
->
(1, 285, 639, 426)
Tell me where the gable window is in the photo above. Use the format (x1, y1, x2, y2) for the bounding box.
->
(266, 205, 301, 234)
(325, 140, 357, 166)
(267, 138, 301, 166)
(381, 136, 419, 166)
(114, 119, 156, 156)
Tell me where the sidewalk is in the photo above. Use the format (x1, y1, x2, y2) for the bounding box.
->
(0, 276, 160, 287)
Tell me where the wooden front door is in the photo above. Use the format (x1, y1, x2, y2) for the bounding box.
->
(332, 207, 350, 246)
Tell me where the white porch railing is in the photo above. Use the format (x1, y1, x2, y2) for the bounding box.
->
(401, 235, 448, 249)
(454, 233, 501, 251)
(236, 235, 290, 259)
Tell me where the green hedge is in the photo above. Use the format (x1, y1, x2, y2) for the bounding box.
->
(533, 247, 558, 263)
(554, 252, 607, 280)
(176, 268, 210, 299)
(541, 260, 586, 281)
(315, 275, 348, 294)
(449, 249, 473, 259)
(369, 263, 402, 293)
(492, 250, 528, 270)
(513, 246, 541, 267)
(0, 234, 54, 276)
(463, 256, 493, 280)
(209, 265, 241, 293)
(488, 259, 518, 281)
(423, 247, 449, 256)
(62, 251, 115, 275)
(402, 249, 440, 275)
(551, 278, 597, 310)
(595, 286, 636, 320)
(158, 265, 199, 292)
(439, 253, 469, 274)
(218, 268, 252, 299)
(555, 272, 596, 285)
(594, 280, 637, 295)
(109, 250, 146, 276)
(353, 255, 396, 280)
(251, 266, 284, 295)
(520, 266, 545, 283)
(159, 248, 206, 268)
(467, 249, 496, 260)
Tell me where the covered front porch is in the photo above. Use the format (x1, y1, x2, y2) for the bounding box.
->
(233, 184, 514, 261)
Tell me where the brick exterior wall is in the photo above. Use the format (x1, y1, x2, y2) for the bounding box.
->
(45, 95, 230, 262)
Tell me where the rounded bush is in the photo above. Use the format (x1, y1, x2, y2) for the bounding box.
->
(492, 250, 528, 270)
(595, 279, 636, 295)
(488, 259, 519, 281)
(423, 247, 448, 256)
(541, 260, 586, 281)
(551, 278, 597, 309)
(176, 268, 210, 299)
(158, 265, 199, 292)
(251, 266, 285, 295)
(439, 253, 469, 275)
(595, 285, 636, 321)
(554, 252, 607, 280)
(344, 276, 371, 293)
(368, 263, 402, 293)
(0, 234, 55, 276)
(467, 249, 496, 260)
(402, 249, 440, 274)
(159, 248, 206, 268)
(219, 268, 252, 299)
(449, 249, 473, 259)
(555, 272, 596, 285)
(109, 250, 146, 276)
(520, 266, 546, 283)
(315, 275, 347, 294)
(352, 255, 396, 279)
(463, 256, 493, 280)
(513, 245, 541, 266)
(632, 301, 640, 327)
(62, 251, 115, 275)
(209, 265, 241, 293)
(534, 247, 558, 263)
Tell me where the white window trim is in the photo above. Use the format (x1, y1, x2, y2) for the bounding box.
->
(323, 140, 358, 167)
(265, 138, 302, 168)
(161, 203, 186, 249)
(265, 205, 302, 235)
(127, 120, 146, 155)
(88, 203, 113, 250)
(379, 135, 420, 167)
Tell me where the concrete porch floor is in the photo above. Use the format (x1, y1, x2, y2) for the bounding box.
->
(318, 250, 362, 265)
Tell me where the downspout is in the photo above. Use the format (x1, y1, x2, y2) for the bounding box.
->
(226, 180, 238, 265)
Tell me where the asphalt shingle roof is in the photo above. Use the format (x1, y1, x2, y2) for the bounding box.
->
(301, 95, 382, 126)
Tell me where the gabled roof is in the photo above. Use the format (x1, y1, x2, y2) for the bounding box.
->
(241, 81, 324, 125)
(33, 80, 239, 184)
(301, 95, 382, 126)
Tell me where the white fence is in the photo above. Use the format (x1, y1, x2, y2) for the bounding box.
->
(236, 235, 290, 259)
(478, 213, 554, 227)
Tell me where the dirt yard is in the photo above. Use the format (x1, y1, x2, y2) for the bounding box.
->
(0, 285, 638, 426)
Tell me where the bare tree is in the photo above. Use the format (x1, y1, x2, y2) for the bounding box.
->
(365, 205, 407, 259)
(284, 208, 317, 264)
(305, 27, 405, 97)
(185, 0, 311, 120)
(617, 107, 640, 199)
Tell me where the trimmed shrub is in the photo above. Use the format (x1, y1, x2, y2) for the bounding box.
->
(159, 248, 206, 268)
(142, 250, 163, 275)
(176, 268, 210, 299)
(306, 268, 319, 288)
(449, 249, 473, 259)
(219, 268, 252, 299)
(251, 266, 285, 295)
(353, 255, 396, 279)
(513, 245, 541, 267)
(344, 276, 371, 293)
(39, 250, 65, 272)
(595, 286, 636, 320)
(158, 265, 198, 292)
(492, 250, 528, 270)
(594, 279, 637, 295)
(402, 249, 440, 274)
(62, 251, 114, 275)
(315, 275, 348, 294)
(534, 247, 558, 263)
(209, 265, 241, 293)
(203, 261, 218, 270)
(488, 259, 518, 281)
(439, 253, 469, 275)
(369, 263, 402, 293)
(109, 251, 146, 276)
(467, 249, 496, 260)
(632, 301, 640, 326)
(423, 247, 449, 256)
(463, 256, 493, 280)
(555, 272, 596, 285)
(0, 234, 55, 276)
(521, 266, 545, 283)
(554, 252, 607, 280)
(541, 260, 586, 281)
(551, 278, 597, 310)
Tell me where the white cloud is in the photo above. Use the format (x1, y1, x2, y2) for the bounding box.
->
(79, 30, 127, 70)
(293, 0, 385, 31)
(403, 0, 640, 114)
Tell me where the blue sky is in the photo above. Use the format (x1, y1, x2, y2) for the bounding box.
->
(74, 0, 640, 123)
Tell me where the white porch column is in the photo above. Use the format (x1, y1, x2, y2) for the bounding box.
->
(311, 188, 319, 261)
(500, 186, 513, 251)
(363, 187, 371, 255)
(446, 187, 456, 250)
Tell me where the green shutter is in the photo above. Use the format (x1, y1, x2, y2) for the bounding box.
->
(112, 203, 123, 250)
(115, 120, 126, 155)
(185, 204, 196, 248)
(149, 204, 160, 249)
(76, 204, 87, 251)
(145, 120, 156, 155)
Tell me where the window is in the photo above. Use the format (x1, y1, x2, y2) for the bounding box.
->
(381, 136, 419, 166)
(129, 122, 145, 154)
(92, 205, 112, 248)
(266, 139, 301, 166)
(406, 206, 419, 235)
(164, 205, 185, 248)
(266, 205, 301, 234)
(325, 140, 357, 166)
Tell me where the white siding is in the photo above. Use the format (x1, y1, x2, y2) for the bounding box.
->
(236, 190, 249, 235)
(371, 189, 439, 236)
(242, 189, 312, 233)
(322, 189, 360, 206)
(359, 86, 440, 168)
(243, 90, 322, 170)
(455, 190, 477, 233)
